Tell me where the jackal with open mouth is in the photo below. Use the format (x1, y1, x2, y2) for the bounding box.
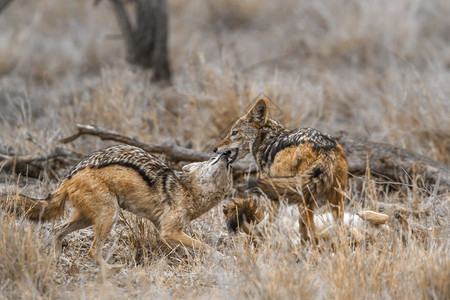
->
(214, 98, 348, 242)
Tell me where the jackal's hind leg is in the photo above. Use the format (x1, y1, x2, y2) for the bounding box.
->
(327, 189, 345, 221)
(54, 212, 91, 257)
(88, 207, 119, 267)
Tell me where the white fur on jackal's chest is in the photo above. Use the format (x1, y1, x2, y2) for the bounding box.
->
(195, 166, 231, 194)
(184, 156, 233, 219)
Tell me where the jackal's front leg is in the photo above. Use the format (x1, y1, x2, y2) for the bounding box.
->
(162, 231, 213, 252)
(298, 203, 318, 244)
(161, 231, 223, 260)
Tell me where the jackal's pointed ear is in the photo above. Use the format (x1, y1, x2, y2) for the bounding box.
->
(182, 162, 200, 172)
(246, 98, 269, 126)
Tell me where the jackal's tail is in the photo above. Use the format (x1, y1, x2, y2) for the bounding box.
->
(0, 188, 67, 222)
(247, 158, 339, 205)
(223, 198, 265, 233)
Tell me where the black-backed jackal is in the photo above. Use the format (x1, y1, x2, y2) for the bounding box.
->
(1, 145, 233, 266)
(214, 98, 349, 242)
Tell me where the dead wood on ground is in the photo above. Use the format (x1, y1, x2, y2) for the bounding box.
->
(335, 132, 449, 191)
(1, 124, 448, 193)
(0, 148, 80, 179)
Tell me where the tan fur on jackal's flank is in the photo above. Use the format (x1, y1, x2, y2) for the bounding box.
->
(1, 145, 233, 267)
(215, 98, 348, 242)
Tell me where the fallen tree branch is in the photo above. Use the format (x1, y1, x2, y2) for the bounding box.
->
(60, 124, 212, 162)
(5, 124, 448, 192)
(59, 124, 255, 171)
(0, 148, 76, 167)
(60, 124, 450, 191)
(0, 147, 80, 179)
(335, 132, 450, 191)
(60, 124, 450, 188)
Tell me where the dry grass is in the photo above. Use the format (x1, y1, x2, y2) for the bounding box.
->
(0, 0, 449, 298)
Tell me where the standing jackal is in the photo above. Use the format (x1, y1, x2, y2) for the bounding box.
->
(1, 145, 233, 266)
(214, 98, 348, 242)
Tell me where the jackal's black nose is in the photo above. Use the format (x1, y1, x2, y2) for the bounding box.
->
(224, 150, 232, 156)
(213, 147, 218, 153)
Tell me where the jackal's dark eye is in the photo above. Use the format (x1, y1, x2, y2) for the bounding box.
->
(231, 130, 238, 136)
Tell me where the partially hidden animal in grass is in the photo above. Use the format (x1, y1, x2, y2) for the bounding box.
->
(214, 98, 348, 242)
(1, 145, 233, 267)
(223, 198, 390, 244)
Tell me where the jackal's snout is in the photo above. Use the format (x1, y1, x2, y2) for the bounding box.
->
(213, 146, 232, 153)
(210, 152, 233, 168)
(214, 147, 239, 164)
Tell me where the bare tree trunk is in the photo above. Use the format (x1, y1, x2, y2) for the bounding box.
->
(109, 0, 171, 82)
(0, 0, 13, 14)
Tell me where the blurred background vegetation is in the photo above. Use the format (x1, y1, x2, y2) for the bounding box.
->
(0, 0, 448, 298)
